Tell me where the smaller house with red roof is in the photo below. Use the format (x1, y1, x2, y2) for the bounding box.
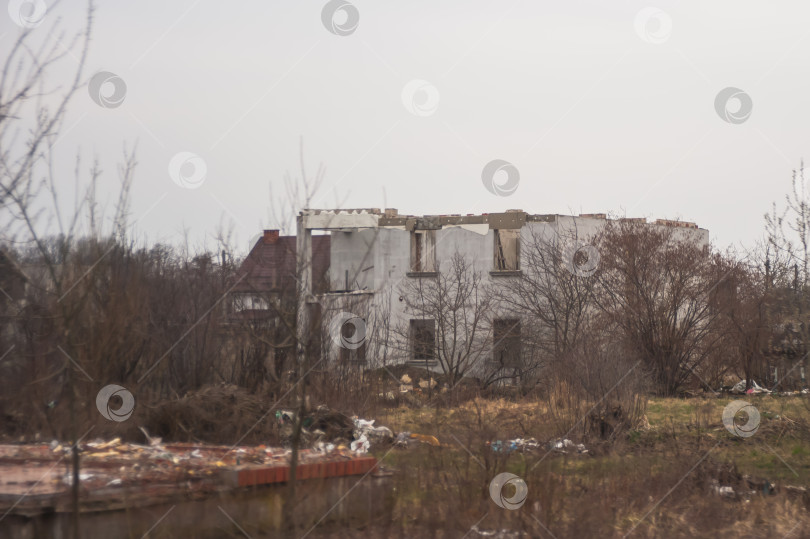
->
(230, 229, 330, 322)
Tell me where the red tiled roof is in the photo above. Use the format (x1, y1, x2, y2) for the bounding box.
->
(232, 234, 330, 294)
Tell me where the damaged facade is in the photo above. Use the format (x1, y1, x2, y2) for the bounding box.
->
(279, 208, 710, 378)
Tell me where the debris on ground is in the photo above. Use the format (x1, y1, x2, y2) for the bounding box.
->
(710, 480, 762, 501)
(274, 407, 397, 454)
(488, 438, 541, 453)
(745, 476, 777, 495)
(774, 389, 810, 396)
(350, 434, 370, 454)
(391, 432, 441, 448)
(484, 437, 588, 454)
(548, 438, 588, 454)
(354, 418, 394, 441)
(730, 380, 771, 395)
(637, 415, 651, 430)
(0, 439, 379, 517)
(711, 484, 736, 499)
(418, 378, 437, 390)
(275, 406, 355, 447)
(394, 432, 410, 447)
(469, 525, 528, 538)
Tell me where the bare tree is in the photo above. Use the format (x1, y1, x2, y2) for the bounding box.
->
(764, 162, 810, 378)
(712, 255, 771, 390)
(392, 252, 494, 388)
(594, 220, 721, 396)
(495, 223, 601, 368)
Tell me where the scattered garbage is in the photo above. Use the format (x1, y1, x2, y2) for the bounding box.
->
(61, 472, 94, 485)
(745, 476, 777, 495)
(488, 438, 541, 453)
(469, 525, 527, 538)
(0, 437, 381, 519)
(391, 431, 441, 448)
(485, 437, 587, 455)
(636, 415, 651, 430)
(394, 432, 410, 447)
(353, 417, 394, 449)
(275, 406, 355, 446)
(712, 484, 736, 499)
(418, 378, 437, 390)
(350, 434, 370, 454)
(548, 438, 588, 454)
(774, 389, 810, 396)
(397, 374, 439, 394)
(273, 407, 398, 454)
(730, 380, 771, 395)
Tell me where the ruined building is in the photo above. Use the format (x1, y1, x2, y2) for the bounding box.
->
(230, 209, 708, 378)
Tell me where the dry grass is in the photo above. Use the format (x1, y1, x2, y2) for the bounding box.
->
(331, 394, 810, 538)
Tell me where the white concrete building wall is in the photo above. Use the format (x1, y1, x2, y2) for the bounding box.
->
(320, 214, 709, 371)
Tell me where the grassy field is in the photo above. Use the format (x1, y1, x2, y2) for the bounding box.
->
(333, 395, 810, 538)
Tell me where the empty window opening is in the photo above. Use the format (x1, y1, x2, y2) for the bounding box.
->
(493, 319, 521, 367)
(410, 319, 436, 362)
(410, 230, 436, 272)
(494, 229, 520, 271)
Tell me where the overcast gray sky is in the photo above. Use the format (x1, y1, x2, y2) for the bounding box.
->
(4, 0, 810, 254)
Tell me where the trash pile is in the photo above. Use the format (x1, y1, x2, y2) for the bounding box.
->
(275, 406, 432, 454)
(710, 476, 778, 501)
(7, 435, 368, 494)
(275, 407, 355, 446)
(485, 437, 588, 455)
(487, 438, 541, 453)
(272, 404, 451, 453)
(349, 418, 394, 454)
(548, 438, 588, 454)
(0, 435, 386, 518)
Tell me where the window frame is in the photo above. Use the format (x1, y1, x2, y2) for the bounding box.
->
(493, 229, 520, 271)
